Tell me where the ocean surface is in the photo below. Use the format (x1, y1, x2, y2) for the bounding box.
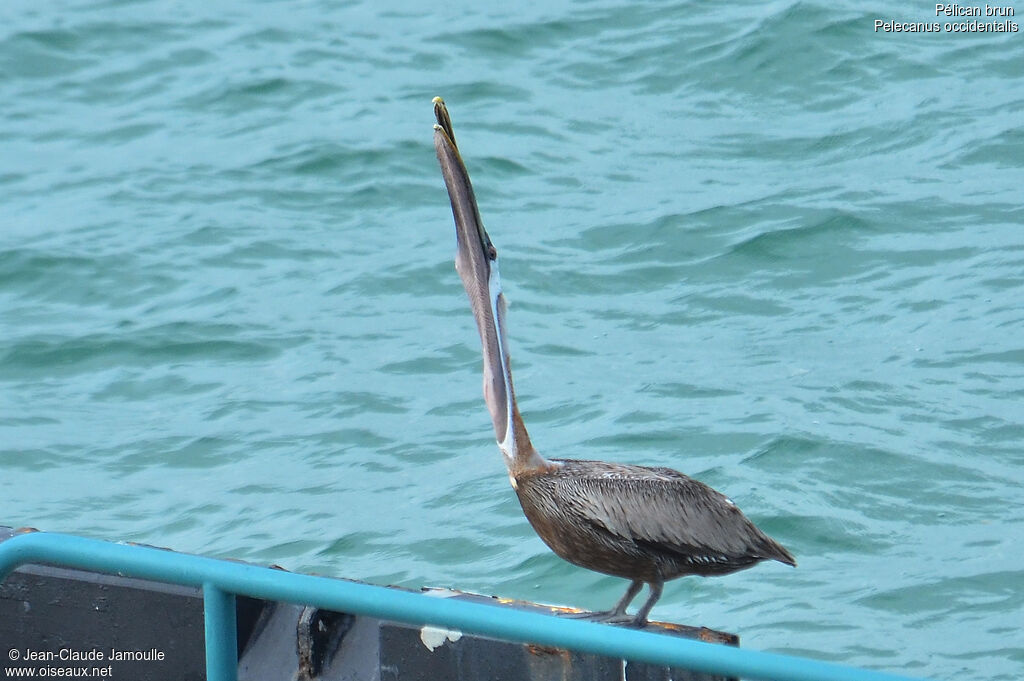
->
(1, 1, 1022, 678)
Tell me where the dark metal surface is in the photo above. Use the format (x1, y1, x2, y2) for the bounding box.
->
(0, 526, 258, 680)
(373, 598, 737, 681)
(1, 526, 739, 681)
(239, 587, 738, 681)
(0, 526, 208, 680)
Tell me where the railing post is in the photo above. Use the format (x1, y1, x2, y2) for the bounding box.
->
(203, 582, 238, 681)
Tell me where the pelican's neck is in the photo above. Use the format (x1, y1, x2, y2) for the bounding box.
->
(488, 266, 550, 475)
(500, 411, 550, 476)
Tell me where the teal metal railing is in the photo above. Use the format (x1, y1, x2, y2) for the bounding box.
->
(0, 532, 934, 681)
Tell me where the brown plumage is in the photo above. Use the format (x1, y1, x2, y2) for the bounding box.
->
(432, 97, 795, 626)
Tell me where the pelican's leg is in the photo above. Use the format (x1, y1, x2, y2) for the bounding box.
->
(561, 580, 643, 622)
(608, 579, 644, 618)
(631, 580, 664, 627)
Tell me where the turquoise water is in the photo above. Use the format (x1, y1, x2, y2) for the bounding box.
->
(2, 1, 1023, 678)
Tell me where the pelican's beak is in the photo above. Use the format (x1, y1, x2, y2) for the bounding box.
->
(433, 97, 525, 460)
(432, 97, 497, 267)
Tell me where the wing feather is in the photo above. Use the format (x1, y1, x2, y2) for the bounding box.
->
(552, 460, 774, 559)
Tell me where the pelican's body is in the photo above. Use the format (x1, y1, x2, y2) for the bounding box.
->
(432, 97, 794, 626)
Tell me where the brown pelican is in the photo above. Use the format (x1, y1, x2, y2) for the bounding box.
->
(432, 97, 795, 627)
